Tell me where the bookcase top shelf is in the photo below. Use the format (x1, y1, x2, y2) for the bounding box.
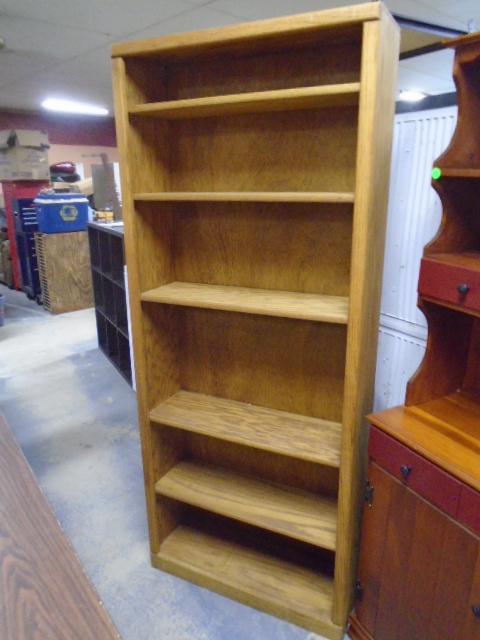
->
(141, 281, 349, 324)
(150, 390, 343, 467)
(112, 2, 381, 59)
(134, 191, 355, 204)
(129, 83, 361, 120)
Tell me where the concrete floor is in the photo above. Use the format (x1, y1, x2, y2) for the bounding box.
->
(0, 285, 344, 640)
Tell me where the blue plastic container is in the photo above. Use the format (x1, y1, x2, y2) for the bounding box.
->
(34, 193, 89, 234)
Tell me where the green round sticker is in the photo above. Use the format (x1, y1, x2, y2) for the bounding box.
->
(431, 167, 442, 180)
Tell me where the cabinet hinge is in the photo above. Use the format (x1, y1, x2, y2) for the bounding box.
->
(355, 580, 364, 601)
(365, 480, 374, 507)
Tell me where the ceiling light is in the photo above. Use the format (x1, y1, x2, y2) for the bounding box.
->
(41, 98, 109, 116)
(398, 90, 428, 103)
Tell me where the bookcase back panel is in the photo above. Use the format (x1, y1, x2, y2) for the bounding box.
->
(186, 432, 340, 497)
(177, 307, 347, 420)
(171, 201, 352, 295)
(124, 28, 362, 104)
(167, 107, 358, 192)
(167, 42, 361, 100)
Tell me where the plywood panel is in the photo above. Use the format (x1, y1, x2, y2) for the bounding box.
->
(35, 232, 93, 314)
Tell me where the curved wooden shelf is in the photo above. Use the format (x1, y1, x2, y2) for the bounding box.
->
(156, 461, 337, 549)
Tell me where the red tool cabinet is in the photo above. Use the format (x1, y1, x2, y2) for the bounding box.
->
(2, 181, 47, 290)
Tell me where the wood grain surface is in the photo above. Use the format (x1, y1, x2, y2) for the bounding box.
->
(150, 390, 342, 467)
(0, 414, 119, 640)
(112, 4, 399, 635)
(134, 191, 355, 203)
(156, 461, 337, 549)
(353, 461, 480, 640)
(141, 281, 349, 324)
(155, 525, 343, 639)
(130, 83, 360, 119)
(370, 392, 480, 492)
(333, 7, 399, 623)
(112, 3, 378, 58)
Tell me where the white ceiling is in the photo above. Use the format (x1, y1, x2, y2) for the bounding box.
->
(0, 0, 478, 113)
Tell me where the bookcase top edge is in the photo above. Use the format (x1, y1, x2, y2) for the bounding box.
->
(111, 2, 383, 59)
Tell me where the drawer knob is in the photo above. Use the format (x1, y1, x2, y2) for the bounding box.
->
(457, 283, 470, 295)
(472, 605, 480, 620)
(400, 465, 412, 480)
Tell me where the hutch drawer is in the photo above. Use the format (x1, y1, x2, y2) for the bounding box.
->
(419, 254, 480, 314)
(369, 426, 463, 518)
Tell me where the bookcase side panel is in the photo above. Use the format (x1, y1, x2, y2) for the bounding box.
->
(333, 11, 400, 624)
(112, 57, 181, 551)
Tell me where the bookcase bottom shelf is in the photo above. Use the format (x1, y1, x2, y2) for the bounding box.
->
(154, 525, 343, 639)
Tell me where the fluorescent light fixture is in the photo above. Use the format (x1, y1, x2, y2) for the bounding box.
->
(398, 89, 428, 103)
(41, 97, 108, 116)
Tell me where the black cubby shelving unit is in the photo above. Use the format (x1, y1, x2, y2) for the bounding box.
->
(88, 222, 132, 385)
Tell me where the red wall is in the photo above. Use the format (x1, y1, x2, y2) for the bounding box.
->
(0, 110, 116, 147)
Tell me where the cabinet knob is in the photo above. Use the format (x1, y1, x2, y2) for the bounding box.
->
(457, 283, 470, 295)
(472, 605, 480, 620)
(400, 465, 412, 480)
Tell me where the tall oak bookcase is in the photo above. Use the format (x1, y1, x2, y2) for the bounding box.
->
(111, 4, 399, 637)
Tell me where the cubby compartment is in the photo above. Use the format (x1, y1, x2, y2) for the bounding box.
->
(131, 106, 358, 196)
(124, 25, 362, 107)
(92, 270, 104, 311)
(110, 234, 125, 286)
(154, 507, 339, 637)
(88, 228, 101, 269)
(143, 304, 347, 421)
(114, 284, 128, 334)
(136, 200, 353, 296)
(99, 231, 112, 276)
(103, 277, 115, 324)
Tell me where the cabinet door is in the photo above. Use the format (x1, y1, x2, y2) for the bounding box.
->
(355, 463, 394, 632)
(355, 462, 480, 640)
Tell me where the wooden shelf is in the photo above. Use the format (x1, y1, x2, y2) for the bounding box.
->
(150, 391, 342, 467)
(141, 282, 349, 324)
(130, 83, 360, 119)
(370, 391, 480, 492)
(133, 191, 355, 204)
(154, 525, 343, 639)
(436, 167, 480, 179)
(156, 461, 337, 549)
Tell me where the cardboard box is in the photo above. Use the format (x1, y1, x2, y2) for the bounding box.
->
(0, 129, 50, 181)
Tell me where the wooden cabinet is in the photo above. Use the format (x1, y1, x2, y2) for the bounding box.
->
(111, 4, 399, 637)
(351, 431, 480, 640)
(350, 32, 480, 640)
